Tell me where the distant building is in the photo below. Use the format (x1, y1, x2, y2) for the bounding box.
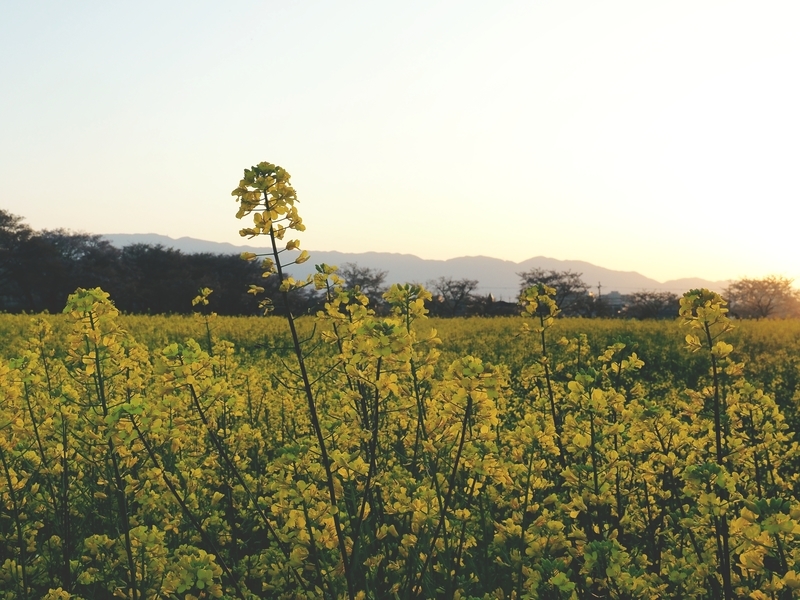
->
(604, 291, 626, 315)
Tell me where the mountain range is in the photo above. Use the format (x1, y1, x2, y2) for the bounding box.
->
(103, 233, 728, 301)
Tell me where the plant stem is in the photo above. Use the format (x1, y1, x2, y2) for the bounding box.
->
(266, 208, 354, 600)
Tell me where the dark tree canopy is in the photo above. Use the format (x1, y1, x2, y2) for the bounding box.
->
(0, 209, 320, 315)
(621, 290, 680, 320)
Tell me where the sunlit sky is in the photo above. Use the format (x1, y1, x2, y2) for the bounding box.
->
(1, 1, 798, 284)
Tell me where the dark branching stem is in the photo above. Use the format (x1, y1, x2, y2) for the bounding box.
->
(349, 358, 382, 573)
(29, 334, 74, 591)
(60, 416, 72, 592)
(266, 209, 355, 600)
(538, 314, 566, 471)
(295, 463, 335, 600)
(22, 383, 56, 503)
(130, 418, 248, 600)
(703, 322, 733, 600)
(515, 446, 538, 599)
(0, 443, 29, 600)
(87, 314, 138, 600)
(448, 475, 479, 600)
(401, 298, 444, 517)
(409, 392, 474, 599)
(185, 382, 309, 591)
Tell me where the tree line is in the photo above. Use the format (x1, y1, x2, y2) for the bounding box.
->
(2, 209, 797, 318)
(326, 264, 800, 320)
(423, 270, 684, 318)
(354, 266, 797, 320)
(0, 210, 267, 315)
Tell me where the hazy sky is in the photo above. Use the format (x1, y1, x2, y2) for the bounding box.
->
(1, 1, 798, 283)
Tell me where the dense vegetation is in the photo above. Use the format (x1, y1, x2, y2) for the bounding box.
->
(1, 289, 800, 599)
(0, 210, 315, 316)
(1, 163, 798, 599)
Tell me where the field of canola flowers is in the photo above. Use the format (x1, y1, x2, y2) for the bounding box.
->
(1, 162, 800, 600)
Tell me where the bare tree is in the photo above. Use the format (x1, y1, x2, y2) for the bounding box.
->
(725, 276, 800, 319)
(622, 290, 679, 320)
(517, 268, 590, 316)
(427, 277, 479, 317)
(339, 262, 388, 309)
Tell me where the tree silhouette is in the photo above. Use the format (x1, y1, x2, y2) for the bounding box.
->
(725, 276, 800, 319)
(622, 290, 679, 320)
(339, 262, 388, 311)
(427, 276, 480, 317)
(517, 268, 590, 316)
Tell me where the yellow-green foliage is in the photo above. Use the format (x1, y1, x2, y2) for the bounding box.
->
(1, 288, 798, 599)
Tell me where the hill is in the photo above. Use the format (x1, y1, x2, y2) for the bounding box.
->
(103, 233, 727, 300)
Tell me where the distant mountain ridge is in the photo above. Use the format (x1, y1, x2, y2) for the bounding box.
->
(103, 233, 728, 300)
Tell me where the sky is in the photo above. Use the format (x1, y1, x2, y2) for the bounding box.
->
(1, 0, 798, 284)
